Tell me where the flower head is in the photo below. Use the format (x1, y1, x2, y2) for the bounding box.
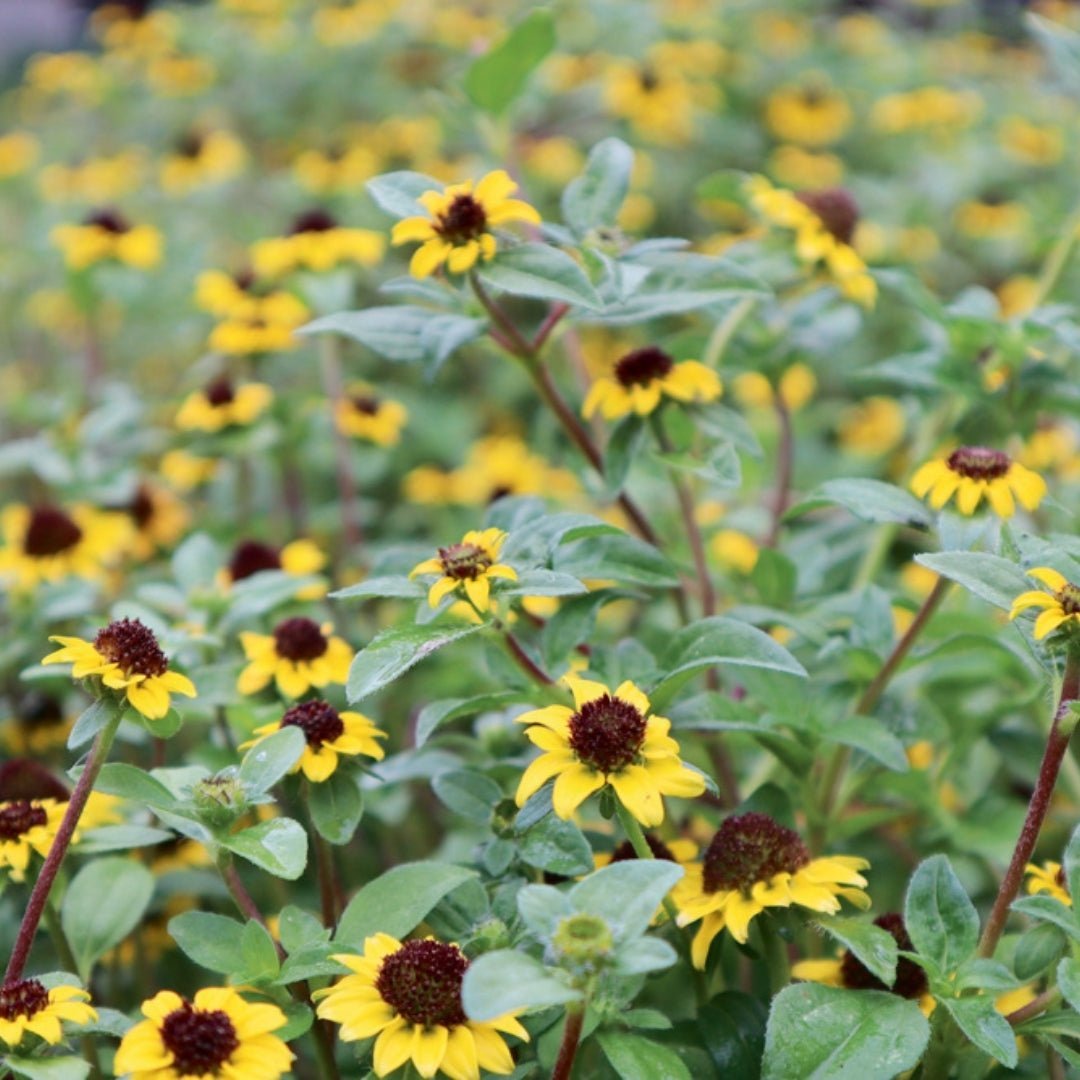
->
(334, 387, 408, 447)
(237, 618, 352, 699)
(0, 978, 96, 1049)
(51, 208, 162, 270)
(43, 618, 196, 722)
(410, 528, 517, 613)
(221, 537, 327, 599)
(910, 447, 1046, 517)
(764, 83, 852, 147)
(674, 812, 870, 966)
(251, 209, 384, 278)
(175, 375, 274, 433)
(119, 482, 190, 560)
(314, 933, 528, 1079)
(241, 698, 386, 783)
(391, 170, 540, 278)
(1025, 860, 1071, 906)
(583, 346, 721, 421)
(2, 693, 72, 754)
(114, 987, 293, 1080)
(514, 675, 706, 826)
(1009, 567, 1080, 641)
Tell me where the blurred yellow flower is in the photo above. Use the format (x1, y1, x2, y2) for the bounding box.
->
(583, 346, 721, 420)
(51, 210, 162, 271)
(253, 210, 384, 277)
(410, 528, 517, 612)
(175, 377, 274, 432)
(910, 447, 1045, 517)
(838, 397, 905, 455)
(764, 82, 852, 147)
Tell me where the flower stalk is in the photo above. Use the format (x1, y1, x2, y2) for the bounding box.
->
(551, 1003, 586, 1080)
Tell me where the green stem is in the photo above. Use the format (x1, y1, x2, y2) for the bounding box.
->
(759, 919, 789, 995)
(702, 297, 756, 370)
(1031, 195, 1080, 308)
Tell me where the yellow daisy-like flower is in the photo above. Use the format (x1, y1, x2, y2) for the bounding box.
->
(710, 529, 760, 575)
(837, 396, 906, 456)
(514, 675, 706, 827)
(0, 502, 131, 592)
(314, 933, 528, 1079)
(733, 363, 817, 413)
(251, 209, 384, 278)
(220, 538, 328, 600)
(1025, 860, 1071, 906)
(0, 131, 39, 180)
(1009, 567, 1080, 640)
(114, 987, 293, 1080)
(334, 386, 409, 447)
(674, 812, 870, 967)
(0, 796, 66, 882)
(43, 618, 197, 722)
(391, 170, 541, 279)
(159, 130, 246, 195)
(0, 978, 96, 1048)
(293, 143, 379, 195)
(410, 528, 517, 613)
(175, 376, 274, 433)
(602, 60, 705, 146)
(51, 209, 162, 270)
(764, 83, 852, 147)
(160, 450, 219, 492)
(2, 693, 72, 755)
(237, 617, 352, 699)
(582, 346, 721, 421)
(120, 482, 190, 561)
(240, 698, 386, 783)
(910, 447, 1046, 517)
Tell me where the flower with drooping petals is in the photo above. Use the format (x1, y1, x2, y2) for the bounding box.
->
(583, 346, 721, 421)
(410, 528, 517, 612)
(1009, 567, 1080, 641)
(1025, 860, 1071, 906)
(0, 978, 96, 1049)
(910, 447, 1046, 517)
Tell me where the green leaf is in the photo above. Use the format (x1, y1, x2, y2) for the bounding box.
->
(335, 863, 477, 945)
(696, 992, 767, 1078)
(479, 243, 602, 310)
(347, 622, 485, 702)
(822, 716, 909, 772)
(1064, 820, 1080, 903)
(788, 479, 933, 529)
(518, 815, 594, 876)
(500, 569, 587, 598)
(461, 950, 581, 1021)
(237, 727, 306, 794)
(432, 770, 501, 823)
(171, 532, 222, 592)
(1010, 895, 1080, 942)
(3, 1057, 91, 1080)
(904, 855, 979, 974)
(814, 916, 898, 988)
(571, 861, 684, 941)
(365, 171, 442, 219)
(914, 552, 1028, 612)
(651, 617, 806, 710)
(463, 8, 555, 116)
(223, 818, 308, 880)
(542, 589, 627, 668)
(73, 825, 175, 854)
(168, 911, 246, 974)
(1014, 922, 1067, 980)
(750, 549, 796, 608)
(1058, 956, 1080, 1012)
(240, 919, 280, 981)
(556, 532, 679, 588)
(415, 691, 526, 747)
(92, 763, 177, 807)
(299, 307, 487, 374)
(1027, 13, 1080, 96)
(762, 984, 930, 1080)
(330, 576, 425, 601)
(562, 137, 634, 236)
(68, 698, 119, 751)
(939, 996, 1017, 1068)
(597, 1031, 692, 1080)
(61, 857, 154, 979)
(604, 415, 646, 491)
(278, 906, 328, 953)
(308, 771, 364, 845)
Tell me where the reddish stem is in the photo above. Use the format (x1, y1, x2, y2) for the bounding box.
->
(531, 302, 570, 352)
(552, 1006, 586, 1080)
(504, 630, 554, 685)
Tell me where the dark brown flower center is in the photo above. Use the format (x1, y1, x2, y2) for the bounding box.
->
(435, 194, 488, 244)
(796, 188, 859, 246)
(233, 267, 257, 292)
(23, 506, 83, 557)
(375, 940, 468, 1028)
(128, 486, 155, 529)
(609, 833, 676, 862)
(614, 346, 674, 388)
(0, 800, 48, 841)
(1057, 584, 1080, 617)
(0, 978, 49, 1022)
(702, 812, 810, 894)
(840, 913, 928, 999)
(160, 1002, 240, 1075)
(94, 617, 169, 678)
(946, 446, 1010, 481)
(228, 540, 282, 581)
(290, 209, 337, 234)
(176, 131, 205, 158)
(281, 699, 344, 748)
(438, 542, 491, 581)
(273, 617, 328, 662)
(0, 759, 70, 802)
(349, 395, 380, 415)
(1056, 865, 1069, 891)
(568, 694, 647, 773)
(84, 208, 130, 233)
(639, 67, 659, 92)
(204, 375, 236, 407)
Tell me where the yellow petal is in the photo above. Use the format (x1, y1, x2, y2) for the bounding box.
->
(551, 763, 605, 819)
(1029, 567, 1068, 591)
(411, 1023, 450, 1078)
(1034, 609, 1068, 640)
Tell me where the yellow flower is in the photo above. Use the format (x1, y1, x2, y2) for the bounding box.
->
(121, 483, 190, 561)
(514, 675, 705, 827)
(768, 145, 844, 190)
(251, 209, 384, 278)
(314, 933, 528, 1079)
(146, 52, 216, 96)
(955, 198, 1028, 240)
(871, 87, 982, 133)
(237, 618, 352, 699)
(0, 131, 39, 179)
(160, 130, 246, 194)
(0, 797, 67, 881)
(998, 116, 1064, 166)
(221, 538, 328, 600)
(838, 396, 906, 455)
(0, 979, 96, 1048)
(602, 59, 712, 146)
(910, 447, 1046, 517)
(39, 150, 145, 203)
(764, 82, 852, 147)
(334, 387, 408, 446)
(2, 693, 72, 755)
(160, 450, 218, 491)
(674, 812, 870, 966)
(1025, 860, 1071, 906)
(0, 503, 131, 592)
(51, 210, 162, 270)
(733, 363, 817, 413)
(312, 1, 395, 46)
(1009, 567, 1080, 640)
(43, 618, 197, 722)
(391, 170, 541, 278)
(293, 143, 379, 194)
(175, 376, 274, 432)
(710, 530, 760, 575)
(410, 528, 517, 612)
(114, 987, 293, 1080)
(241, 698, 386, 783)
(583, 346, 721, 421)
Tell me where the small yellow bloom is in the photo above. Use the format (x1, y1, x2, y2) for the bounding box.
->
(906, 740, 935, 770)
(955, 197, 1028, 240)
(293, 143, 379, 194)
(221, 538, 327, 600)
(391, 170, 540, 278)
(764, 82, 852, 147)
(43, 618, 197, 722)
(1025, 860, 1071, 906)
(710, 530, 760, 575)
(160, 450, 218, 491)
(252, 210, 385, 278)
(514, 675, 706, 827)
(768, 145, 844, 190)
(998, 116, 1063, 166)
(838, 396, 906, 455)
(2, 694, 72, 755)
(910, 447, 1046, 517)
(121, 483, 190, 561)
(241, 698, 385, 783)
(160, 130, 246, 194)
(733, 364, 817, 413)
(410, 528, 517, 612)
(175, 376, 274, 432)
(0, 796, 67, 882)
(51, 210, 162, 271)
(583, 346, 721, 421)
(602, 59, 711, 146)
(334, 387, 408, 446)
(1009, 567, 1080, 640)
(237, 618, 352, 699)
(0, 131, 39, 179)
(0, 979, 96, 1048)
